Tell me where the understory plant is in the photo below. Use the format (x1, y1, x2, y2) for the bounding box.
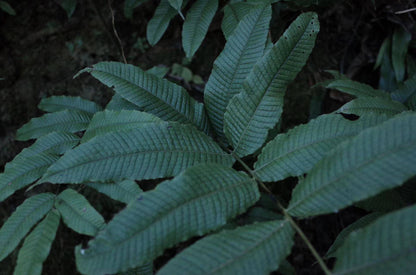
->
(1, 2, 416, 275)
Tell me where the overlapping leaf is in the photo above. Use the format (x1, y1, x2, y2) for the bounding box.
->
(254, 114, 388, 182)
(75, 164, 260, 274)
(146, 0, 178, 45)
(105, 94, 139, 111)
(40, 122, 233, 184)
(221, 2, 255, 40)
(38, 96, 102, 114)
(322, 79, 389, 99)
(86, 180, 143, 204)
(224, 12, 319, 157)
(287, 112, 416, 218)
(158, 219, 294, 275)
(204, 5, 272, 142)
(391, 73, 416, 107)
(336, 97, 407, 116)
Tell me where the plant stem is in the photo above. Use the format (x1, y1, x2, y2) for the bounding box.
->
(231, 152, 332, 275)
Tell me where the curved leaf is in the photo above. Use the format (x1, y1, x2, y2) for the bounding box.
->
(182, 0, 218, 58)
(204, 5, 272, 142)
(336, 97, 407, 116)
(158, 219, 294, 275)
(75, 164, 260, 274)
(392, 27, 411, 82)
(146, 0, 177, 45)
(38, 96, 102, 114)
(0, 1, 16, 15)
(287, 112, 416, 218)
(0, 193, 55, 261)
(221, 2, 255, 40)
(333, 205, 416, 274)
(16, 109, 91, 141)
(77, 61, 210, 134)
(40, 122, 233, 184)
(55, 189, 105, 236)
(81, 110, 162, 143)
(224, 12, 319, 157)
(391, 73, 416, 105)
(254, 114, 389, 182)
(14, 210, 60, 275)
(86, 180, 143, 204)
(323, 79, 389, 99)
(105, 94, 139, 111)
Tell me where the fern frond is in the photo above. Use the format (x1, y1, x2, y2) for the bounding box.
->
(287, 112, 416, 218)
(0, 193, 55, 261)
(333, 205, 416, 274)
(16, 110, 91, 141)
(38, 96, 102, 114)
(81, 110, 162, 143)
(75, 164, 260, 274)
(40, 122, 233, 184)
(221, 2, 256, 40)
(322, 79, 389, 98)
(77, 62, 210, 134)
(158, 219, 294, 275)
(147, 0, 178, 45)
(254, 114, 388, 182)
(204, 4, 272, 141)
(55, 189, 105, 236)
(224, 12, 319, 157)
(336, 97, 407, 116)
(86, 180, 143, 204)
(14, 210, 60, 275)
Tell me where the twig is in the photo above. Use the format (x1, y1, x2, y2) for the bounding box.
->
(108, 0, 127, 64)
(395, 7, 416, 14)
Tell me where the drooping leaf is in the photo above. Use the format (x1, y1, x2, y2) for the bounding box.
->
(326, 212, 383, 258)
(75, 164, 260, 274)
(287, 112, 416, 218)
(146, 0, 177, 45)
(391, 73, 416, 105)
(374, 37, 389, 70)
(55, 189, 105, 236)
(254, 114, 389, 182)
(124, 0, 148, 19)
(378, 37, 397, 92)
(158, 219, 294, 275)
(221, 2, 255, 40)
(204, 5, 272, 142)
(16, 109, 91, 141)
(392, 27, 411, 82)
(168, 0, 182, 12)
(182, 0, 218, 58)
(0, 1, 16, 15)
(81, 110, 163, 143)
(40, 122, 233, 184)
(336, 97, 407, 116)
(86, 180, 143, 204)
(76, 61, 210, 134)
(322, 79, 389, 99)
(105, 94, 139, 111)
(0, 193, 55, 261)
(224, 12, 319, 157)
(14, 210, 60, 275)
(38, 96, 102, 114)
(333, 205, 416, 274)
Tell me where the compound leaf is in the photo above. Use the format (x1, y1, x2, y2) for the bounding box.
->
(287, 112, 416, 218)
(86, 180, 143, 204)
(0, 193, 55, 261)
(333, 205, 416, 274)
(182, 0, 218, 58)
(158, 219, 294, 275)
(14, 210, 60, 275)
(336, 97, 407, 116)
(75, 164, 260, 274)
(38, 96, 102, 114)
(254, 114, 389, 182)
(224, 12, 319, 157)
(40, 122, 233, 184)
(204, 5, 272, 142)
(16, 110, 91, 141)
(147, 0, 178, 45)
(55, 189, 105, 236)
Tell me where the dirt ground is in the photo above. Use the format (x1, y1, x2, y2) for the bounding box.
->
(0, 0, 414, 274)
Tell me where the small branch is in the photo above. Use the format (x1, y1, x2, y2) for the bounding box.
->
(395, 7, 416, 14)
(107, 0, 127, 64)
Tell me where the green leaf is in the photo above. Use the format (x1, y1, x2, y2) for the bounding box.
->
(287, 112, 416, 218)
(14, 210, 60, 275)
(75, 164, 260, 274)
(378, 37, 397, 92)
(221, 2, 255, 40)
(333, 205, 416, 274)
(77, 62, 210, 134)
(105, 94, 139, 111)
(16, 109, 92, 141)
(254, 114, 389, 182)
(0, 193, 55, 261)
(40, 122, 233, 184)
(86, 180, 143, 204)
(146, 0, 177, 45)
(145, 66, 169, 78)
(124, 0, 148, 19)
(0, 1, 16, 15)
(224, 12, 319, 157)
(158, 219, 294, 275)
(322, 79, 389, 98)
(326, 212, 383, 258)
(204, 5, 272, 142)
(391, 73, 416, 104)
(336, 97, 407, 116)
(38, 96, 102, 114)
(81, 110, 163, 143)
(374, 37, 389, 70)
(182, 0, 218, 58)
(55, 189, 105, 236)
(56, 0, 77, 18)
(392, 27, 411, 82)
